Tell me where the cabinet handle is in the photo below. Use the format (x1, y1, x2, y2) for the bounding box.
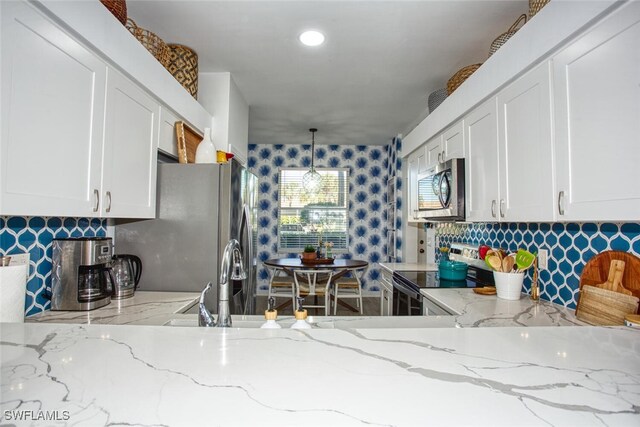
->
(93, 189, 99, 212)
(558, 191, 565, 216)
(500, 199, 505, 218)
(106, 191, 112, 213)
(438, 152, 441, 164)
(491, 200, 497, 218)
(442, 150, 445, 161)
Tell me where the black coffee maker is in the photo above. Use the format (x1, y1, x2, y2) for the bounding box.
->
(51, 238, 113, 310)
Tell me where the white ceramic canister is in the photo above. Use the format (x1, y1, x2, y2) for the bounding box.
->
(493, 271, 524, 300)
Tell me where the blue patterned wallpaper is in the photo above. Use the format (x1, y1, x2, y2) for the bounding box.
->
(434, 222, 640, 308)
(0, 216, 107, 315)
(248, 143, 394, 294)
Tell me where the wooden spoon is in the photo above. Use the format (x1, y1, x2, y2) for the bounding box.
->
(502, 256, 515, 273)
(487, 255, 503, 272)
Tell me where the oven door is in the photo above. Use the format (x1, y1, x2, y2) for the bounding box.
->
(392, 277, 425, 316)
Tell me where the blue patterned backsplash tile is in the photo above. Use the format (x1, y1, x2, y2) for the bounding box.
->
(434, 222, 640, 308)
(248, 142, 400, 294)
(0, 216, 107, 315)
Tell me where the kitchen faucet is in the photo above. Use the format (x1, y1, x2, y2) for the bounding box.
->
(198, 239, 247, 327)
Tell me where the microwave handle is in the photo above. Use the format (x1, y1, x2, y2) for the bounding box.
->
(437, 171, 449, 208)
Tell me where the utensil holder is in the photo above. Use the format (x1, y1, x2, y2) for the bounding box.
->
(494, 271, 524, 300)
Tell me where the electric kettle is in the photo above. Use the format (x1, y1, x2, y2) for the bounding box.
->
(110, 254, 142, 299)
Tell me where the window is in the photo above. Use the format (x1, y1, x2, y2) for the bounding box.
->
(278, 168, 349, 252)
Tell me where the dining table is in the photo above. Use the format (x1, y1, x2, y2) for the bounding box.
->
(263, 258, 369, 312)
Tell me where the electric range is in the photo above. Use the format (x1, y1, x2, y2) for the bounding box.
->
(391, 243, 495, 316)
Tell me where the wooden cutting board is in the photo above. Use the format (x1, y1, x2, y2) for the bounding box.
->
(175, 121, 203, 163)
(580, 251, 640, 299)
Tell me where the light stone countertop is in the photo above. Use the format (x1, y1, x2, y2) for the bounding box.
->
(1, 322, 639, 426)
(421, 288, 588, 327)
(26, 292, 199, 326)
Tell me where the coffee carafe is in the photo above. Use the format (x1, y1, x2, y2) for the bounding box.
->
(51, 238, 113, 311)
(110, 254, 142, 299)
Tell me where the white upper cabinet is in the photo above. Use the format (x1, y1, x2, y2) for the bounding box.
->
(158, 107, 180, 158)
(0, 1, 160, 218)
(442, 121, 465, 162)
(553, 1, 640, 221)
(424, 136, 442, 170)
(497, 62, 554, 222)
(466, 62, 554, 223)
(0, 1, 106, 217)
(102, 70, 159, 218)
(464, 98, 499, 222)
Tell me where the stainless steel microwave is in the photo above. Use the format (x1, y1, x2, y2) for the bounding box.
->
(416, 158, 465, 221)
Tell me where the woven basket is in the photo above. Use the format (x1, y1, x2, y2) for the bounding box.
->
(165, 44, 199, 99)
(530, 0, 551, 18)
(428, 88, 448, 113)
(447, 64, 482, 95)
(489, 14, 527, 57)
(126, 18, 170, 67)
(100, 0, 127, 25)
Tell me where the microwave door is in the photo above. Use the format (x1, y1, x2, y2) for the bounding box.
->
(438, 171, 451, 208)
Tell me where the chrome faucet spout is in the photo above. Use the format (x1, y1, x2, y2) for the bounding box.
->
(217, 239, 246, 328)
(198, 283, 216, 327)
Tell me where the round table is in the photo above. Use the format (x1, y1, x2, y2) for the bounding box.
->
(264, 258, 368, 270)
(263, 258, 369, 312)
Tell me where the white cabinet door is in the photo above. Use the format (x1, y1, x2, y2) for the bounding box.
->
(0, 1, 106, 217)
(553, 2, 640, 221)
(424, 136, 442, 170)
(102, 69, 159, 218)
(158, 107, 179, 158)
(416, 146, 429, 175)
(379, 270, 393, 316)
(442, 120, 465, 161)
(464, 98, 499, 222)
(498, 62, 554, 222)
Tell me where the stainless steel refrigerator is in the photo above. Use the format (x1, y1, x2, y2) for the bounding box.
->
(114, 159, 258, 314)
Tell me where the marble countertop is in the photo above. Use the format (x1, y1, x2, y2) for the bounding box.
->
(379, 262, 437, 273)
(26, 292, 199, 326)
(422, 289, 587, 328)
(2, 322, 639, 425)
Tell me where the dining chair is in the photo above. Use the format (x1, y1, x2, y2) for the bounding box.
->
(266, 266, 296, 310)
(292, 269, 334, 316)
(331, 267, 365, 315)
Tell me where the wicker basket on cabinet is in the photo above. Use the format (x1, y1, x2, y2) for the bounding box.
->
(529, 0, 551, 18)
(446, 63, 482, 95)
(125, 18, 171, 67)
(100, 0, 127, 25)
(165, 44, 199, 99)
(489, 14, 527, 57)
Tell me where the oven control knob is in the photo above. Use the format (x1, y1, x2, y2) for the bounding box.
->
(419, 249, 425, 253)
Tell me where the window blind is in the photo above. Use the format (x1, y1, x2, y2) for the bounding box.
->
(278, 168, 349, 251)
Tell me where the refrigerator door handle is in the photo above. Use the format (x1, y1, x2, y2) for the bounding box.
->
(239, 204, 255, 315)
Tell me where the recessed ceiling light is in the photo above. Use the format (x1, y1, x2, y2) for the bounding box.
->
(299, 30, 325, 47)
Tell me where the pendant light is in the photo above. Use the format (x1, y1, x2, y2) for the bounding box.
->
(302, 128, 322, 194)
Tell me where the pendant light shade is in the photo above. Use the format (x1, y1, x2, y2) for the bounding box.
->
(302, 128, 322, 194)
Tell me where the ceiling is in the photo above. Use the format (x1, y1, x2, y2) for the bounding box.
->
(128, 1, 528, 146)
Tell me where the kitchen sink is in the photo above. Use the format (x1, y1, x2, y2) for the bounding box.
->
(162, 314, 456, 329)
